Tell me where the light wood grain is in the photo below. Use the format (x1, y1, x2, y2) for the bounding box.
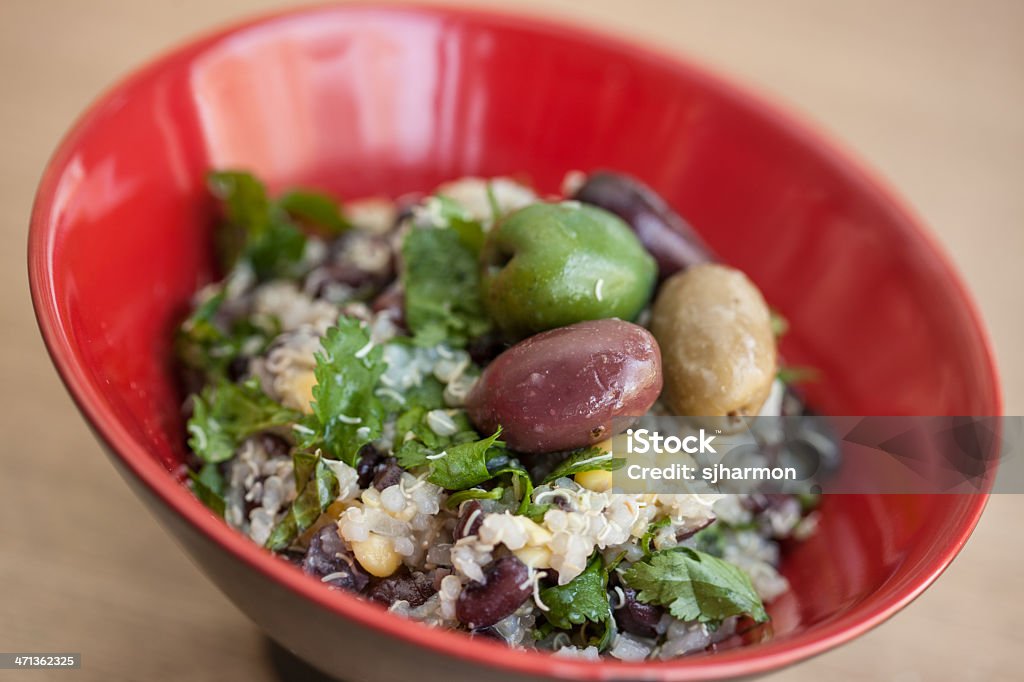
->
(2, 1, 1022, 680)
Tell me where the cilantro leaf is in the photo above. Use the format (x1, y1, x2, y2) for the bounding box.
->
(430, 195, 486, 253)
(207, 170, 308, 281)
(312, 317, 386, 466)
(426, 427, 503, 490)
(377, 374, 446, 414)
(540, 555, 612, 631)
(542, 447, 625, 484)
(521, 502, 552, 523)
(208, 170, 270, 235)
(277, 189, 350, 234)
(265, 451, 339, 551)
(187, 378, 301, 463)
(391, 409, 531, 507)
(640, 517, 672, 556)
(492, 463, 534, 515)
(401, 225, 491, 348)
(776, 365, 821, 385)
(175, 288, 278, 381)
(445, 487, 504, 509)
(188, 463, 225, 517)
(691, 523, 726, 556)
(769, 308, 789, 338)
(392, 406, 477, 469)
(622, 548, 768, 624)
(248, 219, 307, 281)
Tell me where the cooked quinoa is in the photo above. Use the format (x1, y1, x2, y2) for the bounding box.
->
(177, 170, 821, 660)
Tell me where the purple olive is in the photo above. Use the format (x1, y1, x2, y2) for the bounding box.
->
(465, 319, 662, 454)
(572, 171, 713, 278)
(455, 556, 532, 629)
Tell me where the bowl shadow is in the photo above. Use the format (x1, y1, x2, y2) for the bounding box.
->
(267, 638, 344, 682)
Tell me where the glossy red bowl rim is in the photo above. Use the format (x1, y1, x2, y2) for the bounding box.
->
(28, 3, 1002, 680)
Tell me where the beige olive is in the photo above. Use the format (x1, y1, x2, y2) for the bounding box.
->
(650, 264, 777, 416)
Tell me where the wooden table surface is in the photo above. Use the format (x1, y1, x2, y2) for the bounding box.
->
(2, 1, 1022, 680)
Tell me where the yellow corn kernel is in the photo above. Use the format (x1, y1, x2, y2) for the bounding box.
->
(351, 533, 402, 577)
(296, 502, 350, 546)
(594, 438, 614, 453)
(298, 518, 331, 546)
(521, 518, 553, 546)
(575, 468, 613, 493)
(290, 371, 318, 415)
(514, 545, 553, 569)
(325, 500, 350, 519)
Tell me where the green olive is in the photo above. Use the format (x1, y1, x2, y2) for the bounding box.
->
(481, 202, 657, 339)
(650, 264, 777, 416)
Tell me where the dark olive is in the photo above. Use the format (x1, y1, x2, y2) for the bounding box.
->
(572, 171, 713, 278)
(465, 319, 662, 453)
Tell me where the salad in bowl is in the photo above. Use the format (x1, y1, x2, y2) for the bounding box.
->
(177, 169, 819, 661)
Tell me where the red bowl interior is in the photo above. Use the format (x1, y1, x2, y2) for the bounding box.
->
(29, 4, 1000, 680)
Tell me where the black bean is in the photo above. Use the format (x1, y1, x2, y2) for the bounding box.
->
(183, 449, 204, 473)
(371, 283, 405, 327)
(368, 570, 436, 608)
(307, 232, 395, 303)
(256, 433, 291, 459)
(302, 526, 370, 592)
(431, 568, 452, 592)
(454, 500, 484, 540)
(227, 356, 250, 382)
(320, 259, 388, 292)
(614, 586, 663, 638)
(468, 626, 504, 641)
(676, 517, 714, 541)
(356, 444, 386, 489)
(281, 550, 306, 567)
(466, 332, 506, 366)
(372, 457, 404, 491)
(178, 368, 206, 404)
(572, 171, 713, 279)
(455, 556, 532, 629)
(740, 494, 796, 515)
(393, 193, 425, 228)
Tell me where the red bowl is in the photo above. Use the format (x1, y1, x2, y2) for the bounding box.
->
(28, 4, 1000, 680)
